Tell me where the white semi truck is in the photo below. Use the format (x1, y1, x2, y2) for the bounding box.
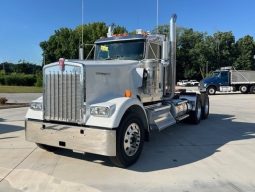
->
(25, 15, 210, 167)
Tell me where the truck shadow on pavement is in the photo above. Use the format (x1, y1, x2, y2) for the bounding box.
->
(212, 92, 241, 96)
(130, 113, 255, 172)
(52, 113, 255, 171)
(0, 121, 24, 135)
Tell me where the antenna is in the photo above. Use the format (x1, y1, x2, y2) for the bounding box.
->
(79, 0, 84, 60)
(157, 0, 159, 34)
(82, 0, 84, 46)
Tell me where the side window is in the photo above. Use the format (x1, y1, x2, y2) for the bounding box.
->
(220, 71, 229, 81)
(147, 42, 161, 59)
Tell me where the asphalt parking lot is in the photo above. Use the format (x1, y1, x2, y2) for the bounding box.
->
(0, 93, 255, 192)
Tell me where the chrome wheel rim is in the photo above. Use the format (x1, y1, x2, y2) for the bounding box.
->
(124, 123, 141, 157)
(241, 86, 247, 92)
(209, 88, 215, 94)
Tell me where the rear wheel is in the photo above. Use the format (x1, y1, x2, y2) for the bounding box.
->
(110, 113, 144, 168)
(188, 96, 202, 124)
(239, 85, 248, 93)
(201, 94, 209, 119)
(207, 86, 216, 95)
(249, 85, 255, 94)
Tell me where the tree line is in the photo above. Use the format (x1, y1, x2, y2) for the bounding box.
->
(0, 61, 42, 86)
(1, 22, 253, 85)
(175, 28, 255, 80)
(40, 22, 255, 81)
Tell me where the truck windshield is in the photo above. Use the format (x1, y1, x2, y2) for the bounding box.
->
(213, 72, 220, 77)
(95, 40, 145, 60)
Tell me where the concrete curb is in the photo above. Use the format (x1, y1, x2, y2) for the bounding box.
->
(0, 103, 29, 110)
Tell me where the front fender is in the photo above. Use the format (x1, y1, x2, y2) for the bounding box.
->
(85, 97, 145, 128)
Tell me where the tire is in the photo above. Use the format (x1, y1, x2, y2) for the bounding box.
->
(201, 94, 209, 120)
(188, 96, 202, 124)
(239, 85, 248, 94)
(249, 85, 255, 94)
(207, 86, 216, 95)
(36, 143, 58, 152)
(110, 113, 144, 168)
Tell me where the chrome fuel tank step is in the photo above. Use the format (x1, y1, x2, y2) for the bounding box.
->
(145, 104, 176, 131)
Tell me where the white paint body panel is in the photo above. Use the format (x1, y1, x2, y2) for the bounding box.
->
(86, 97, 145, 128)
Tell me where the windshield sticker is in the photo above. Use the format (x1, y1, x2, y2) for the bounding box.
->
(100, 45, 109, 52)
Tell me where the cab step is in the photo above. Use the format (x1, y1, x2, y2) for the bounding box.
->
(145, 104, 176, 131)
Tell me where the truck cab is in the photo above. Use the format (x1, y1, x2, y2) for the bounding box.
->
(25, 15, 210, 167)
(199, 70, 231, 94)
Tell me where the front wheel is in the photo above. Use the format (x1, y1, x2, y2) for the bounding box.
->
(207, 86, 216, 95)
(110, 114, 144, 168)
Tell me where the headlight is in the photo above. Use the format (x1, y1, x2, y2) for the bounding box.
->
(30, 102, 42, 111)
(90, 104, 116, 117)
(203, 83, 207, 87)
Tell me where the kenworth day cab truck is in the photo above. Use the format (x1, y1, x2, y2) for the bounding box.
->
(199, 66, 255, 95)
(25, 15, 210, 167)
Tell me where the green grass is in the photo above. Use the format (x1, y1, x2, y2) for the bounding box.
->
(0, 86, 42, 93)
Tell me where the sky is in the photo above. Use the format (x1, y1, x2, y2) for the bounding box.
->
(1, 0, 255, 65)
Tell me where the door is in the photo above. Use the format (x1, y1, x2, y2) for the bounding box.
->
(219, 71, 229, 86)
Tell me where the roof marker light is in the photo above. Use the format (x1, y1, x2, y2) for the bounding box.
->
(59, 58, 65, 71)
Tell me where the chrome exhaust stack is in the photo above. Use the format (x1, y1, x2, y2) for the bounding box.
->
(164, 14, 177, 98)
(79, 45, 84, 60)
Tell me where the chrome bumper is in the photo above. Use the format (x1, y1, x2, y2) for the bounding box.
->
(199, 85, 206, 93)
(25, 120, 116, 156)
(199, 87, 206, 92)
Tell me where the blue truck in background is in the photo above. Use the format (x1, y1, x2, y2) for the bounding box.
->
(199, 67, 255, 95)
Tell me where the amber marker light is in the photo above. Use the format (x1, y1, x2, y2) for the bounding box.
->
(124, 89, 132, 97)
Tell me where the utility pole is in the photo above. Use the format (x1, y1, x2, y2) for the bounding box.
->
(156, 0, 159, 34)
(79, 0, 84, 60)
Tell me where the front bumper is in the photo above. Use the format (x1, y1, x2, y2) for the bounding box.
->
(198, 84, 207, 93)
(25, 119, 116, 156)
(199, 87, 206, 92)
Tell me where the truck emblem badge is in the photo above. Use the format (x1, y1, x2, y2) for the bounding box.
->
(59, 58, 65, 71)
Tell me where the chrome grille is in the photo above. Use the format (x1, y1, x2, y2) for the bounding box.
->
(44, 66, 83, 123)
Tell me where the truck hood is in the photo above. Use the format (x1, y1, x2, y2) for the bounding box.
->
(201, 76, 218, 84)
(68, 59, 139, 67)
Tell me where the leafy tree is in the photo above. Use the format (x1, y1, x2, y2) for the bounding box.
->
(177, 29, 206, 80)
(234, 35, 255, 70)
(75, 22, 108, 59)
(40, 28, 79, 64)
(113, 25, 127, 34)
(212, 32, 236, 69)
(0, 62, 41, 74)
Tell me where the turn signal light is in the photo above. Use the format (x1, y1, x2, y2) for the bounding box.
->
(124, 89, 132, 97)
